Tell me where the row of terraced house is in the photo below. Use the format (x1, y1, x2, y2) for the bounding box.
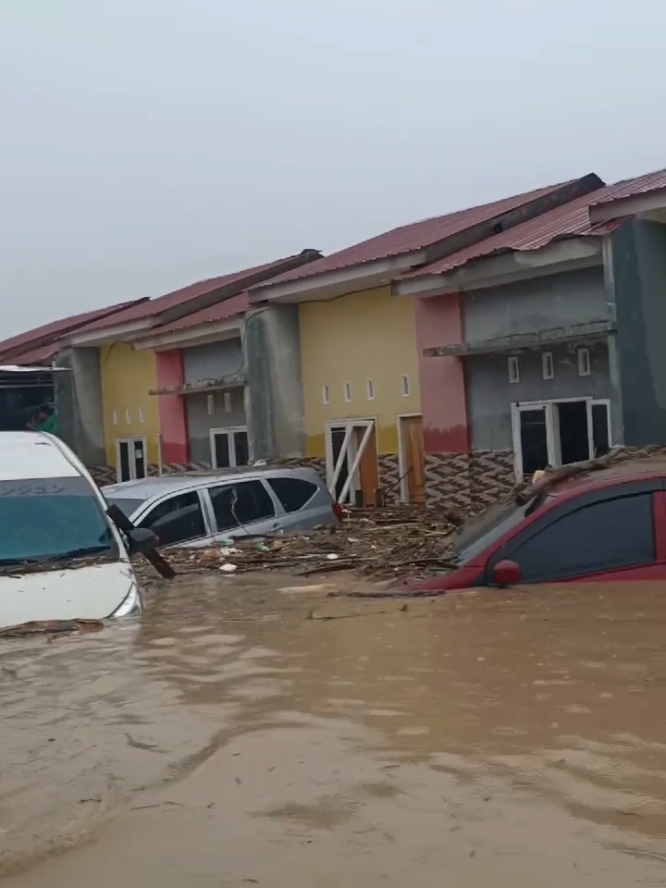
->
(3, 167, 666, 513)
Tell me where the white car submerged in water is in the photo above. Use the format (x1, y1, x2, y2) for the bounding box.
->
(0, 432, 148, 630)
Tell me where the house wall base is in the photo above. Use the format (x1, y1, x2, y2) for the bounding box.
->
(425, 450, 515, 515)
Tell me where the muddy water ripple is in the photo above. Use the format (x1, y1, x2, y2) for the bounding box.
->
(2, 575, 666, 885)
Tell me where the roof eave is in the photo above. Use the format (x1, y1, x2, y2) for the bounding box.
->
(248, 252, 427, 303)
(133, 318, 244, 351)
(67, 317, 157, 347)
(393, 238, 603, 298)
(590, 188, 666, 223)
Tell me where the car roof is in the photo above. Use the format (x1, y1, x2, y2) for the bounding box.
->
(102, 465, 320, 502)
(0, 431, 80, 480)
(549, 457, 666, 498)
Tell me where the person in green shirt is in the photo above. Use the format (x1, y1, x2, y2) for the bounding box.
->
(27, 404, 59, 436)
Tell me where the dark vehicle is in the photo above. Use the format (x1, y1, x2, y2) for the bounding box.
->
(410, 460, 666, 594)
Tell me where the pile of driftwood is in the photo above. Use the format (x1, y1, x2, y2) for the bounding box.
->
(134, 445, 666, 585)
(134, 506, 459, 582)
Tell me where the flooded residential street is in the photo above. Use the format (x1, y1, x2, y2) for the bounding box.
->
(2, 574, 666, 886)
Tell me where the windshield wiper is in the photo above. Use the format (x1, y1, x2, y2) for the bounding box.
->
(40, 545, 113, 564)
(0, 546, 113, 572)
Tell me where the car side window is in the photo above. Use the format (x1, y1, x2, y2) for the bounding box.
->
(268, 477, 317, 513)
(209, 481, 275, 532)
(138, 491, 206, 546)
(493, 493, 655, 583)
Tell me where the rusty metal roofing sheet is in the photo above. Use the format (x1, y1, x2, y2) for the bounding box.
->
(252, 179, 591, 290)
(6, 343, 62, 366)
(75, 252, 320, 336)
(590, 168, 666, 206)
(0, 298, 147, 361)
(404, 187, 623, 279)
(135, 292, 250, 340)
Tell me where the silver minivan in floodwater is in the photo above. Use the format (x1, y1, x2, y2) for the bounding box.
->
(0, 432, 150, 630)
(102, 466, 342, 549)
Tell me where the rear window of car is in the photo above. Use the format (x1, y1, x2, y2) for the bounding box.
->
(104, 497, 144, 519)
(268, 477, 318, 513)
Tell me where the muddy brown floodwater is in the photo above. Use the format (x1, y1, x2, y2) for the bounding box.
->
(2, 574, 666, 886)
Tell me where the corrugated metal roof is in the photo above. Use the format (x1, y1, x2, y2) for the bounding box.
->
(0, 298, 147, 362)
(403, 186, 624, 279)
(590, 168, 666, 206)
(135, 292, 250, 340)
(251, 178, 596, 290)
(6, 343, 62, 366)
(74, 252, 320, 336)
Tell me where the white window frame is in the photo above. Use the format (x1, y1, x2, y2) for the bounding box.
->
(322, 384, 330, 405)
(325, 418, 376, 505)
(209, 426, 249, 469)
(366, 379, 375, 401)
(578, 347, 591, 377)
(508, 356, 520, 384)
(116, 436, 148, 482)
(343, 382, 352, 403)
(401, 375, 410, 397)
(541, 352, 554, 380)
(510, 397, 612, 480)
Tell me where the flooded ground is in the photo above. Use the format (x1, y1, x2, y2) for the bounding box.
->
(2, 573, 666, 886)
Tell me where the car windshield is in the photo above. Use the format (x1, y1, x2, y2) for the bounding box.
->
(451, 495, 545, 566)
(104, 497, 145, 519)
(0, 477, 116, 567)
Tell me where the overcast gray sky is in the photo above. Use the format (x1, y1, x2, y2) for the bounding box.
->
(2, 0, 665, 337)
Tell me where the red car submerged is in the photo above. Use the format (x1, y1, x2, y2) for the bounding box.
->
(409, 460, 666, 594)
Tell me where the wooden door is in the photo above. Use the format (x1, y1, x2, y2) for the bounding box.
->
(401, 416, 425, 504)
(355, 425, 379, 507)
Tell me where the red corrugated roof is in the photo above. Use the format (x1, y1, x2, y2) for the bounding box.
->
(135, 292, 250, 340)
(590, 168, 666, 206)
(252, 179, 593, 290)
(0, 298, 146, 361)
(403, 184, 628, 279)
(74, 252, 319, 336)
(8, 343, 62, 366)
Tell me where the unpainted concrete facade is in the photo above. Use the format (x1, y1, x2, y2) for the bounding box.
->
(462, 267, 618, 451)
(54, 347, 107, 467)
(612, 219, 666, 447)
(245, 304, 306, 462)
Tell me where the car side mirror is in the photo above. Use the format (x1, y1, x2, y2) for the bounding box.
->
(126, 527, 160, 554)
(492, 559, 521, 588)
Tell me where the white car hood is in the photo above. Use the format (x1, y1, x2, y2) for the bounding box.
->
(0, 562, 136, 630)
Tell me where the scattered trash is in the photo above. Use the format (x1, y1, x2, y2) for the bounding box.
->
(134, 506, 459, 582)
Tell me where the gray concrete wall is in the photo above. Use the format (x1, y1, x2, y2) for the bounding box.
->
(183, 339, 243, 384)
(467, 342, 613, 450)
(612, 219, 666, 446)
(245, 304, 305, 461)
(54, 347, 106, 466)
(186, 386, 246, 464)
(463, 267, 609, 343)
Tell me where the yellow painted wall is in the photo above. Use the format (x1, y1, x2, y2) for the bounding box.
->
(100, 342, 161, 467)
(299, 286, 421, 457)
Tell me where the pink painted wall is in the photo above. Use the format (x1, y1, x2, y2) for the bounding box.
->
(155, 350, 189, 463)
(414, 294, 469, 453)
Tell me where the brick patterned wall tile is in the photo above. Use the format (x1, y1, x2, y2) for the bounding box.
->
(425, 452, 472, 512)
(378, 454, 401, 505)
(469, 450, 516, 510)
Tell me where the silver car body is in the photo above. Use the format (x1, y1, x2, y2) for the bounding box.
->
(102, 466, 338, 549)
